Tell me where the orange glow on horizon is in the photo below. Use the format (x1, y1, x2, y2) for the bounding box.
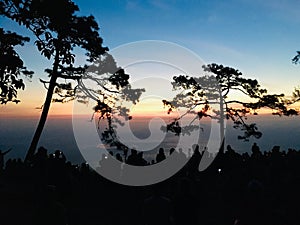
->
(2, 92, 299, 118)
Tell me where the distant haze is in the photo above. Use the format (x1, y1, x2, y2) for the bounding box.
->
(0, 115, 300, 164)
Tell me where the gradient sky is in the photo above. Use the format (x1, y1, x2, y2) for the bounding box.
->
(1, 0, 300, 116)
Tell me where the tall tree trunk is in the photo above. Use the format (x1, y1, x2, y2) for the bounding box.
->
(25, 50, 60, 162)
(219, 92, 225, 154)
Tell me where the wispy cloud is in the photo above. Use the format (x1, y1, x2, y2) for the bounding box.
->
(148, 0, 172, 10)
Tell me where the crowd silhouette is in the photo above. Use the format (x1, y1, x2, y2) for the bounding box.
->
(0, 143, 300, 225)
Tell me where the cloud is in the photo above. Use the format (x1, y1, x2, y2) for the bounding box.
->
(148, 0, 172, 10)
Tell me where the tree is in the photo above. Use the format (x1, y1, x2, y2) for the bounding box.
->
(292, 51, 300, 64)
(1, 0, 142, 161)
(77, 54, 144, 152)
(0, 28, 33, 104)
(163, 63, 298, 153)
(291, 51, 300, 110)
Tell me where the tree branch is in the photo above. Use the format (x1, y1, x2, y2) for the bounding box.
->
(58, 74, 82, 80)
(226, 100, 248, 105)
(83, 74, 120, 94)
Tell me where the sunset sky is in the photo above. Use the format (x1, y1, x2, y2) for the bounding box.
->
(1, 0, 300, 117)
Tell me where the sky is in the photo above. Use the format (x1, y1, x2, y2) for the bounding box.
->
(1, 0, 300, 117)
(2, 0, 300, 161)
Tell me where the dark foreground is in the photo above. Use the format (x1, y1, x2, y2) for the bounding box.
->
(0, 144, 300, 225)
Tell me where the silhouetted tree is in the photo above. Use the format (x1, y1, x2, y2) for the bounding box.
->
(163, 63, 298, 153)
(292, 51, 300, 64)
(0, 28, 33, 104)
(85, 55, 144, 150)
(1, 0, 142, 161)
(291, 51, 300, 103)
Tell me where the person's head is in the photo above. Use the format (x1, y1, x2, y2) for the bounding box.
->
(272, 145, 280, 153)
(54, 150, 61, 158)
(159, 148, 164, 154)
(131, 149, 137, 155)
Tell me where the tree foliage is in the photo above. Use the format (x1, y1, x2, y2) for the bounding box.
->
(1, 0, 144, 161)
(0, 28, 33, 104)
(1, 0, 109, 100)
(163, 63, 299, 141)
(292, 51, 300, 64)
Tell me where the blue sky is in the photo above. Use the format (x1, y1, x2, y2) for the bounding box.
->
(75, 0, 300, 93)
(1, 0, 300, 115)
(2, 0, 300, 160)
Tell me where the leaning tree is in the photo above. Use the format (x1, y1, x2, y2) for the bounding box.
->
(0, 28, 33, 104)
(1, 0, 143, 161)
(163, 63, 299, 153)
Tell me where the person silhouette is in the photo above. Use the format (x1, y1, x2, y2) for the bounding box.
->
(32, 146, 48, 190)
(0, 148, 11, 171)
(115, 153, 123, 162)
(178, 148, 187, 161)
(156, 148, 166, 163)
(126, 149, 140, 166)
(169, 148, 176, 155)
(251, 143, 261, 155)
(137, 152, 148, 166)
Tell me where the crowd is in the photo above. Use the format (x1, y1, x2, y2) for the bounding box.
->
(0, 143, 300, 225)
